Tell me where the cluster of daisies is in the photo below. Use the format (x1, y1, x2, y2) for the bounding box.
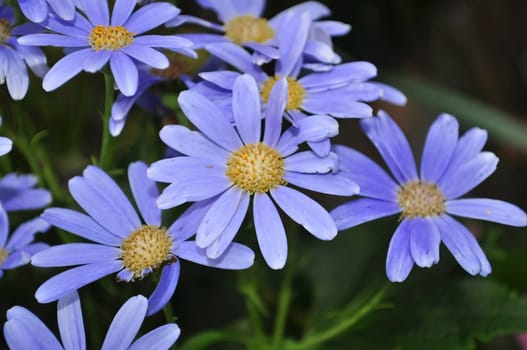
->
(1, 0, 526, 348)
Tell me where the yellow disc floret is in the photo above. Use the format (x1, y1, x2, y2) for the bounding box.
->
(0, 19, 10, 44)
(397, 180, 446, 219)
(120, 225, 173, 280)
(224, 15, 275, 44)
(226, 142, 286, 194)
(0, 248, 8, 265)
(261, 76, 305, 110)
(89, 25, 135, 51)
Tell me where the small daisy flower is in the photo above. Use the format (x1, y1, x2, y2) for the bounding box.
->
(4, 291, 181, 350)
(18, 0, 76, 23)
(18, 0, 196, 96)
(33, 161, 254, 315)
(170, 0, 348, 67)
(0, 1, 48, 100)
(0, 212, 50, 280)
(0, 173, 52, 211)
(331, 111, 527, 282)
(147, 74, 358, 270)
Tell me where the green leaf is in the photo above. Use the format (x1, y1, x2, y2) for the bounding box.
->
(383, 74, 527, 152)
(178, 330, 245, 350)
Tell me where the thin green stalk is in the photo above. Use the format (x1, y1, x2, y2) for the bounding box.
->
(98, 73, 115, 170)
(271, 254, 295, 347)
(293, 286, 388, 350)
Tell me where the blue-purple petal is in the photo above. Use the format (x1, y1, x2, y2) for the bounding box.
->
(58, 291, 86, 350)
(330, 198, 401, 230)
(101, 295, 147, 350)
(386, 219, 414, 282)
(43, 49, 92, 92)
(147, 261, 180, 316)
(31, 243, 120, 267)
(110, 51, 138, 96)
(129, 324, 181, 350)
(233, 74, 261, 144)
(176, 241, 254, 270)
(5, 306, 63, 349)
(446, 198, 527, 227)
(128, 161, 161, 226)
(408, 217, 441, 268)
(285, 172, 359, 196)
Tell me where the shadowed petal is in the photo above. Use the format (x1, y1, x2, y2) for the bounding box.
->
(386, 219, 414, 282)
(147, 261, 180, 316)
(176, 241, 254, 269)
(263, 78, 287, 147)
(168, 197, 216, 242)
(6, 217, 50, 251)
(271, 186, 336, 240)
(4, 319, 47, 350)
(31, 243, 120, 267)
(285, 172, 358, 196)
(5, 306, 62, 349)
(43, 49, 92, 92)
(129, 324, 180, 350)
(128, 161, 161, 226)
(233, 74, 261, 144)
(110, 52, 138, 96)
(446, 198, 527, 227)
(408, 217, 441, 268)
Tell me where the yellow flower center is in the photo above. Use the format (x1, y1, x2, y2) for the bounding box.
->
(0, 19, 10, 44)
(261, 76, 305, 110)
(120, 225, 174, 280)
(226, 142, 286, 194)
(224, 15, 275, 44)
(0, 248, 8, 265)
(397, 180, 446, 219)
(88, 25, 135, 51)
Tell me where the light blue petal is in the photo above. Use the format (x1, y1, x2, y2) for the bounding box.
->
(0, 136, 12, 156)
(146, 261, 180, 316)
(167, 197, 216, 242)
(83, 50, 111, 73)
(110, 52, 138, 96)
(370, 82, 407, 105)
(386, 219, 414, 282)
(41, 208, 122, 245)
(330, 198, 401, 230)
(4, 48, 29, 100)
(199, 70, 240, 90)
(206, 193, 249, 259)
(31, 243, 120, 267)
(276, 11, 310, 77)
(299, 61, 377, 89)
(124, 3, 180, 34)
(158, 125, 231, 160)
(360, 111, 418, 184)
(0, 204, 8, 247)
(294, 114, 339, 142)
(271, 186, 336, 240)
(204, 42, 267, 82)
(18, 0, 48, 22)
(128, 161, 161, 226)
(121, 45, 168, 69)
(1, 187, 51, 211)
(284, 151, 337, 173)
(58, 291, 86, 350)
(47, 0, 76, 21)
(333, 144, 398, 201)
(156, 180, 231, 210)
(6, 217, 49, 251)
(43, 49, 92, 92)
(420, 113, 458, 182)
(196, 186, 244, 247)
(263, 77, 287, 147)
(101, 295, 147, 350)
(178, 90, 242, 150)
(307, 139, 331, 157)
(4, 319, 51, 350)
(133, 35, 194, 52)
(111, 0, 135, 26)
(285, 172, 359, 196)
(35, 260, 123, 303)
(408, 217, 441, 268)
(2, 251, 31, 269)
(129, 324, 180, 350)
(446, 198, 527, 227)
(148, 157, 226, 184)
(441, 127, 488, 177)
(436, 215, 491, 276)
(176, 241, 254, 269)
(302, 92, 372, 118)
(253, 193, 287, 269)
(77, 0, 109, 26)
(5, 306, 63, 350)
(233, 74, 261, 144)
(17, 34, 86, 47)
(437, 152, 498, 199)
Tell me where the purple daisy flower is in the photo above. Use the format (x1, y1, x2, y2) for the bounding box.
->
(33, 161, 254, 316)
(190, 40, 405, 156)
(0, 173, 52, 212)
(0, 213, 50, 280)
(18, 0, 76, 23)
(147, 74, 358, 270)
(18, 0, 196, 96)
(331, 111, 527, 282)
(4, 291, 181, 349)
(169, 0, 348, 68)
(0, 1, 48, 100)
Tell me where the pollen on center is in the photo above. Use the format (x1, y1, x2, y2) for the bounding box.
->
(224, 15, 275, 44)
(120, 225, 173, 280)
(0, 247, 8, 265)
(226, 142, 286, 194)
(396, 180, 446, 219)
(89, 25, 135, 51)
(0, 19, 10, 44)
(261, 76, 305, 111)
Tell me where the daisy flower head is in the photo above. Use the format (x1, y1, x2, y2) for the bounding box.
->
(34, 161, 254, 315)
(170, 0, 348, 67)
(331, 111, 527, 282)
(18, 0, 196, 96)
(18, 0, 76, 23)
(147, 74, 359, 270)
(0, 1, 48, 100)
(4, 291, 181, 350)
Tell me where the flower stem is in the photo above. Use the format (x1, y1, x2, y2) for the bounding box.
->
(271, 259, 294, 348)
(98, 73, 115, 170)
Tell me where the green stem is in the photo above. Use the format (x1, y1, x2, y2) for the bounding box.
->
(98, 73, 115, 170)
(293, 286, 388, 350)
(272, 257, 294, 348)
